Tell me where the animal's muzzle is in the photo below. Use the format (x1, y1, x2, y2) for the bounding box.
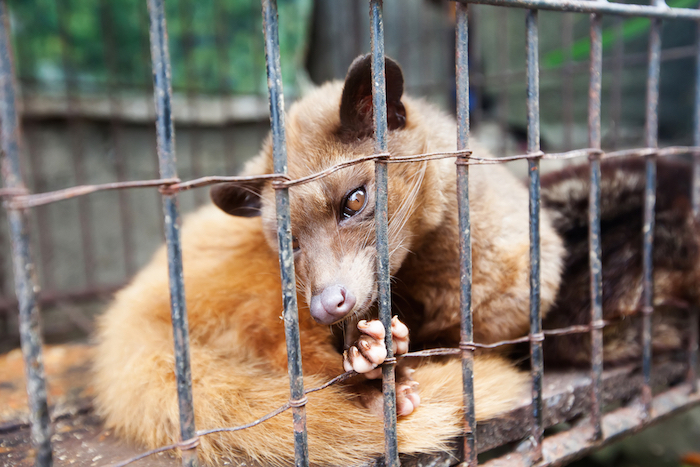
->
(309, 285, 357, 325)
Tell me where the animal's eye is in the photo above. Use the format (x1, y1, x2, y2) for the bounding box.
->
(341, 187, 367, 220)
(292, 236, 300, 252)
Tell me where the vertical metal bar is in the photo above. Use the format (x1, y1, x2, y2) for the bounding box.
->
(261, 1, 309, 465)
(642, 10, 662, 418)
(456, 4, 477, 466)
(0, 2, 52, 465)
(526, 8, 543, 462)
(146, 1, 199, 465)
(369, 2, 399, 466)
(689, 13, 700, 394)
(588, 12, 604, 441)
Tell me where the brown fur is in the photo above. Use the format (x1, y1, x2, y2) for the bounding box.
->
(93, 208, 527, 466)
(94, 56, 565, 466)
(541, 158, 700, 366)
(217, 56, 564, 347)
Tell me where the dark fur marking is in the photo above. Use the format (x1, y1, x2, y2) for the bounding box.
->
(210, 179, 265, 217)
(338, 54, 407, 141)
(540, 157, 699, 366)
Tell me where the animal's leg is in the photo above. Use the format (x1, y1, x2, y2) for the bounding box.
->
(343, 316, 420, 416)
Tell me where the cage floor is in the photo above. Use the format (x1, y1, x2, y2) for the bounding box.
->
(1, 344, 697, 467)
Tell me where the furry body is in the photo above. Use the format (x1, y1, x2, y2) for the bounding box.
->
(541, 158, 700, 365)
(213, 57, 564, 347)
(95, 56, 564, 466)
(93, 208, 527, 466)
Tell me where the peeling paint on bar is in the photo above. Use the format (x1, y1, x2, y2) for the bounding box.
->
(369, 1, 400, 466)
(0, 1, 52, 465)
(261, 1, 309, 465)
(455, 3, 477, 466)
(588, 11, 604, 441)
(526, 7, 544, 462)
(146, 1, 198, 465)
(642, 9, 662, 418)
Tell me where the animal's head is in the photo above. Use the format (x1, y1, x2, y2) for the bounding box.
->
(211, 55, 452, 326)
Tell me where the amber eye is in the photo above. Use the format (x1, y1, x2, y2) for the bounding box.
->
(341, 187, 367, 220)
(292, 236, 300, 252)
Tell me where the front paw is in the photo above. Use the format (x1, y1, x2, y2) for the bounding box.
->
(343, 316, 410, 377)
(343, 319, 387, 376)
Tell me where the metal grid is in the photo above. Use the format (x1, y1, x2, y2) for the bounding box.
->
(1, 0, 700, 467)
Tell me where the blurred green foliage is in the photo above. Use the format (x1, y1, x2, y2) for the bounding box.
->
(8, 0, 312, 96)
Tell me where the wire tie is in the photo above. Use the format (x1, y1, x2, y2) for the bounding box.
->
(591, 320, 606, 330)
(459, 341, 477, 351)
(178, 436, 200, 451)
(383, 357, 397, 365)
(289, 396, 308, 408)
(530, 332, 545, 343)
(641, 305, 654, 315)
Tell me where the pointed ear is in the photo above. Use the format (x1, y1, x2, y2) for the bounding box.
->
(210, 179, 265, 217)
(339, 54, 406, 139)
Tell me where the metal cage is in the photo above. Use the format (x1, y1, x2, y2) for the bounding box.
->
(1, 0, 700, 466)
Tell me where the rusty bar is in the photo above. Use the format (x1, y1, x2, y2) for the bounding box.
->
(0, 1, 53, 465)
(455, 3, 477, 466)
(146, 1, 199, 465)
(260, 1, 309, 465)
(526, 7, 543, 461)
(369, 1, 399, 466)
(588, 11, 604, 441)
(481, 382, 700, 467)
(642, 8, 662, 417)
(454, 0, 700, 19)
(690, 11, 700, 394)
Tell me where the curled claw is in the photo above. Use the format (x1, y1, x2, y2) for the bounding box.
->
(396, 381, 421, 416)
(343, 320, 387, 375)
(391, 316, 409, 356)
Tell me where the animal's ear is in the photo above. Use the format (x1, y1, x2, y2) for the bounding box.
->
(339, 54, 406, 138)
(210, 179, 264, 217)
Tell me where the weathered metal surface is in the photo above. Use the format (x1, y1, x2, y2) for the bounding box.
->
(146, 0, 198, 465)
(525, 7, 544, 462)
(587, 11, 604, 441)
(260, 1, 309, 465)
(369, 1, 400, 466)
(455, 3, 476, 466)
(2, 344, 694, 466)
(456, 0, 700, 19)
(481, 382, 700, 467)
(642, 11, 662, 418)
(0, 1, 53, 464)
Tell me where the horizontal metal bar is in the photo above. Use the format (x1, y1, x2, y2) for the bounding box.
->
(481, 382, 700, 467)
(455, 0, 700, 19)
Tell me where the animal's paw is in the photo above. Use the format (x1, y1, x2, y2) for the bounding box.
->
(343, 316, 420, 416)
(343, 316, 410, 378)
(396, 369, 420, 417)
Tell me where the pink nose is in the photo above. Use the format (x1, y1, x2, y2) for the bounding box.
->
(309, 285, 357, 325)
